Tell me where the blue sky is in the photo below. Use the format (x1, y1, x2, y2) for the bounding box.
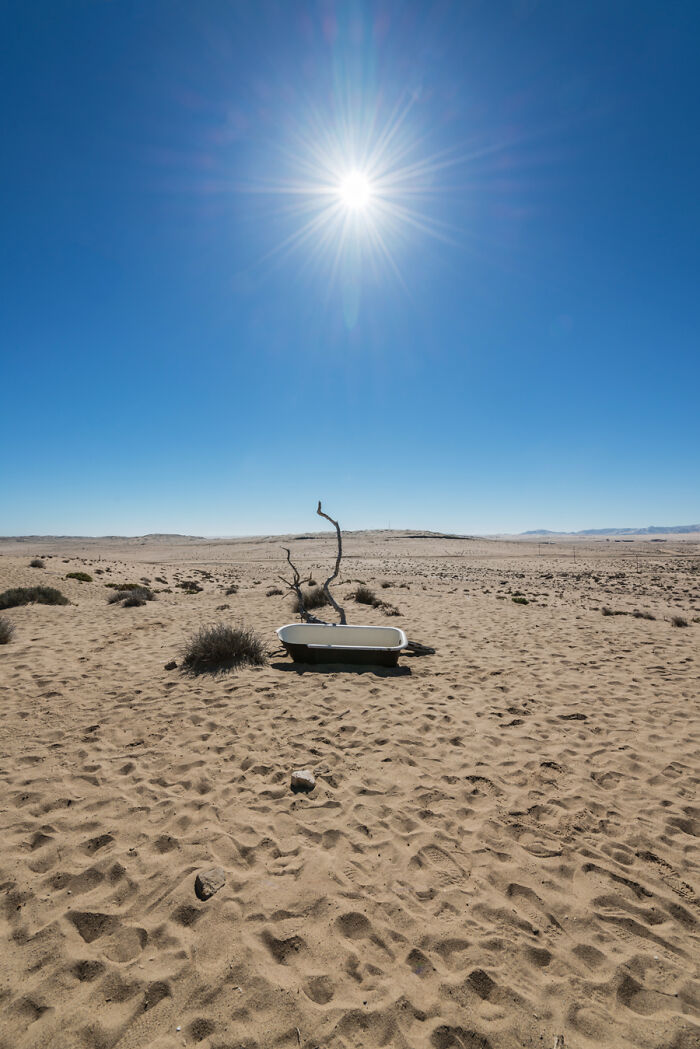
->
(1, 1, 698, 536)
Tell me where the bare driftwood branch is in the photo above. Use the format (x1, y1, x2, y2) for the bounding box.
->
(278, 502, 347, 625)
(316, 501, 346, 625)
(278, 547, 330, 625)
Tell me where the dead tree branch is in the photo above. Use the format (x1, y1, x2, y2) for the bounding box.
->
(316, 501, 347, 624)
(278, 547, 330, 625)
(278, 502, 347, 625)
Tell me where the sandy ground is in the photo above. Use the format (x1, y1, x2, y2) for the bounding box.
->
(0, 531, 699, 1049)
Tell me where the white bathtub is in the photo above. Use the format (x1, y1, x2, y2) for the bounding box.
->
(276, 623, 408, 666)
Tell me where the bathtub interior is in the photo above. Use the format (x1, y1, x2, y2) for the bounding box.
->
(278, 623, 406, 650)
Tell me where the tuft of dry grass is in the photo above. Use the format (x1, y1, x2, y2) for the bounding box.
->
(0, 616, 14, 644)
(66, 571, 92, 583)
(181, 623, 267, 674)
(176, 580, 203, 593)
(292, 586, 329, 612)
(0, 586, 69, 609)
(108, 587, 154, 607)
(671, 615, 689, 628)
(266, 587, 283, 597)
(351, 585, 378, 606)
(29, 558, 45, 569)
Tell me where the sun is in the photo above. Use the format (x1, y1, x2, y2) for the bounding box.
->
(338, 170, 373, 210)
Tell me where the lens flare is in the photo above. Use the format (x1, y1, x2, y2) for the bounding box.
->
(338, 170, 373, 210)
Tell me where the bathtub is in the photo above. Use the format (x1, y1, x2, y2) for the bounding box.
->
(276, 623, 408, 667)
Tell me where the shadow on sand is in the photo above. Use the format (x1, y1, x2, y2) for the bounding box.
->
(271, 660, 412, 678)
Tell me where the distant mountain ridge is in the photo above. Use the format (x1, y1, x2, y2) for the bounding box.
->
(522, 524, 700, 536)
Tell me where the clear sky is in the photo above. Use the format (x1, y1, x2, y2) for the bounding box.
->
(2, 1, 698, 536)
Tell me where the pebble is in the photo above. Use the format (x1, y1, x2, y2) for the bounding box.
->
(164, 660, 177, 670)
(194, 867, 226, 900)
(291, 769, 316, 793)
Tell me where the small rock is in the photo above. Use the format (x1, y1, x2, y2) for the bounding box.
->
(291, 769, 316, 794)
(194, 867, 226, 901)
(164, 660, 177, 670)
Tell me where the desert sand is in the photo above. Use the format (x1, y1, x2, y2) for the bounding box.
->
(0, 530, 699, 1049)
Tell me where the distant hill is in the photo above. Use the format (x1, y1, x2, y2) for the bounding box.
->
(522, 524, 700, 536)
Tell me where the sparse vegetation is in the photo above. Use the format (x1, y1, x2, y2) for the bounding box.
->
(292, 585, 329, 612)
(66, 571, 93, 583)
(671, 615, 689, 628)
(0, 586, 69, 609)
(105, 581, 143, 590)
(181, 623, 267, 674)
(0, 616, 14, 644)
(602, 606, 628, 617)
(225, 585, 238, 595)
(266, 587, 283, 597)
(632, 610, 656, 620)
(108, 587, 154, 607)
(29, 558, 45, 569)
(177, 580, 203, 593)
(352, 585, 378, 606)
(512, 596, 529, 605)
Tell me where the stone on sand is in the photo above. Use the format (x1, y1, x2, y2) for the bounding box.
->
(194, 867, 226, 900)
(290, 769, 316, 793)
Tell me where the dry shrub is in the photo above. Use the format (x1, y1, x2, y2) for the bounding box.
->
(29, 558, 45, 569)
(108, 587, 154, 607)
(292, 586, 329, 612)
(352, 585, 378, 606)
(0, 616, 14, 644)
(181, 623, 267, 674)
(0, 586, 69, 609)
(671, 615, 689, 628)
(266, 587, 283, 597)
(66, 571, 92, 583)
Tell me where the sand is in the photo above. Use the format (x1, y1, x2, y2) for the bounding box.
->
(0, 530, 698, 1049)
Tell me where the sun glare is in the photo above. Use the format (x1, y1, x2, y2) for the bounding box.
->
(247, 89, 465, 293)
(338, 170, 372, 210)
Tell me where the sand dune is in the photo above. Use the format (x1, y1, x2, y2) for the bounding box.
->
(0, 533, 698, 1048)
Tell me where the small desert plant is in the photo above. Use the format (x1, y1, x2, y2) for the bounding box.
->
(225, 585, 238, 595)
(602, 606, 627, 617)
(671, 615, 689, 628)
(177, 580, 203, 593)
(66, 571, 93, 583)
(0, 586, 69, 609)
(292, 586, 329, 612)
(123, 593, 148, 607)
(512, 596, 529, 605)
(352, 585, 378, 606)
(105, 581, 142, 590)
(381, 581, 392, 589)
(0, 616, 14, 644)
(380, 602, 402, 616)
(108, 587, 154, 607)
(632, 610, 656, 620)
(29, 558, 45, 569)
(181, 623, 267, 674)
(266, 587, 283, 597)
